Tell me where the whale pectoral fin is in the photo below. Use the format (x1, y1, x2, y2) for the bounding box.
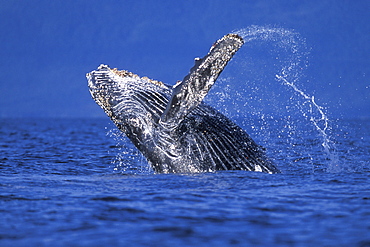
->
(160, 34, 244, 126)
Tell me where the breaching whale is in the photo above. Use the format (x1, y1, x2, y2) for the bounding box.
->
(87, 33, 280, 174)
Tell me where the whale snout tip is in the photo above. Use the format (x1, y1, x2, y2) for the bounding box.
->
(97, 64, 109, 70)
(87, 64, 111, 87)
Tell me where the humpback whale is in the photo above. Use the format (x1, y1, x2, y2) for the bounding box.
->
(87, 33, 280, 174)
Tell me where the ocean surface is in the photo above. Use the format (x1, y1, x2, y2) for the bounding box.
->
(0, 117, 369, 246)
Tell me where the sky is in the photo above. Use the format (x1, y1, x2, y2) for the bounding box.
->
(0, 0, 369, 119)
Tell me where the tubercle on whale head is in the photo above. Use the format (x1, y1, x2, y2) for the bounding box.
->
(87, 64, 165, 89)
(86, 65, 118, 118)
(109, 67, 165, 87)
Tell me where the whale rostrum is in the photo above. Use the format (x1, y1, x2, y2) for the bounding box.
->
(87, 33, 280, 174)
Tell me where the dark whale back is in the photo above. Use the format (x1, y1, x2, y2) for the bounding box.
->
(178, 104, 279, 173)
(87, 34, 280, 174)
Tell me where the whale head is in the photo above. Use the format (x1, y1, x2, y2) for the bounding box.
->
(87, 64, 171, 147)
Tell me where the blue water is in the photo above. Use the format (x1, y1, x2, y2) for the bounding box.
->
(0, 118, 369, 246)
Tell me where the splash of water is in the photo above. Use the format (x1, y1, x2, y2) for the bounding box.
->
(275, 74, 339, 172)
(107, 127, 152, 174)
(232, 26, 339, 172)
(204, 26, 340, 172)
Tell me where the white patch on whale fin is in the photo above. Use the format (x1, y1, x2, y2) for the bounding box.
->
(160, 34, 244, 127)
(255, 165, 263, 172)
